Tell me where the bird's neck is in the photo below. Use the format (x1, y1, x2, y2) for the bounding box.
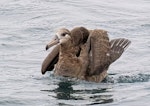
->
(59, 40, 74, 56)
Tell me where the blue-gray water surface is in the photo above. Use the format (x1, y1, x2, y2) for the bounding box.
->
(0, 0, 150, 106)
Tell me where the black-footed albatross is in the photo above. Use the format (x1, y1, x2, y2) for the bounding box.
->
(43, 27, 90, 79)
(41, 27, 131, 82)
(41, 27, 89, 75)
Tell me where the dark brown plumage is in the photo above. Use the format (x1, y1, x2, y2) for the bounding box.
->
(43, 27, 89, 79)
(71, 27, 89, 46)
(41, 27, 131, 82)
(87, 29, 111, 76)
(41, 27, 89, 75)
(41, 45, 59, 74)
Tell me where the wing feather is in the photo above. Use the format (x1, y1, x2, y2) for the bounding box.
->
(88, 29, 111, 75)
(41, 45, 59, 74)
(110, 38, 131, 63)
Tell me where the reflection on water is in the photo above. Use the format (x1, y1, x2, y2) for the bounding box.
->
(53, 81, 76, 100)
(41, 73, 150, 105)
(42, 80, 114, 105)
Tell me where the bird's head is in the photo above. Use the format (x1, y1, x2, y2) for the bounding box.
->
(46, 28, 71, 50)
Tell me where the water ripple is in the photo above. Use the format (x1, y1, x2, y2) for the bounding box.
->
(0, 0, 150, 106)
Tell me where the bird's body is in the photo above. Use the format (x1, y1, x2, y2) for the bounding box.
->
(54, 40, 88, 79)
(41, 27, 131, 82)
(53, 27, 90, 79)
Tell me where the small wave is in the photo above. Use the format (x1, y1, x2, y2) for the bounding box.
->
(23, 27, 50, 34)
(106, 73, 150, 83)
(141, 24, 150, 28)
(43, 72, 150, 84)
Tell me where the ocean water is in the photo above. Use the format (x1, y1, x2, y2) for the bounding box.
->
(0, 0, 150, 106)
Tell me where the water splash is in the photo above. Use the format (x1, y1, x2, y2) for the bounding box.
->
(106, 73, 150, 83)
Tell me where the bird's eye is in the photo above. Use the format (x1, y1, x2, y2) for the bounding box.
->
(62, 33, 66, 36)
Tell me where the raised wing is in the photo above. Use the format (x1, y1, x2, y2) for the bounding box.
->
(87, 29, 111, 76)
(110, 38, 131, 63)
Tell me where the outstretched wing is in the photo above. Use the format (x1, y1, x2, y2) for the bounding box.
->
(110, 38, 131, 63)
(41, 45, 59, 74)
